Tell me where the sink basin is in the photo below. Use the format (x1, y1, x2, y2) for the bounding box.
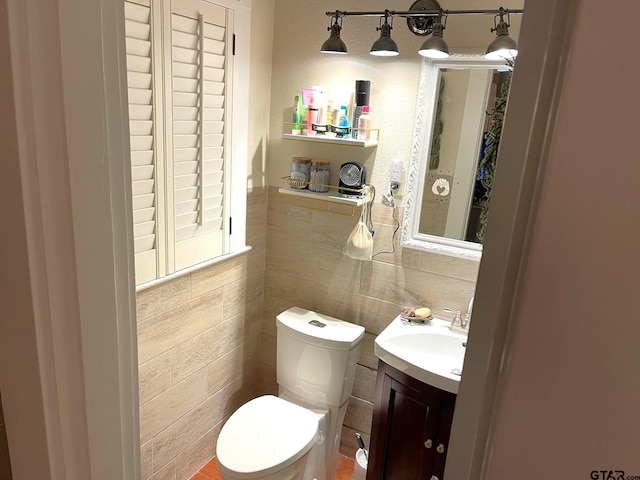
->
(374, 316, 467, 393)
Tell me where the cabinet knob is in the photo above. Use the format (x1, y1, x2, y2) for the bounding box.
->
(436, 443, 445, 454)
(424, 439, 433, 449)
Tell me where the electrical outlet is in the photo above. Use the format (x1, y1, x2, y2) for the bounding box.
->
(390, 159, 403, 184)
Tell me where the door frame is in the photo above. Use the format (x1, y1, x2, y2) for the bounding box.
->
(1, 0, 139, 478)
(1, 0, 576, 478)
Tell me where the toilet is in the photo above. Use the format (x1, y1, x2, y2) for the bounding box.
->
(216, 307, 365, 480)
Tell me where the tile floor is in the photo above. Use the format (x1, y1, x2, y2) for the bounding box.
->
(190, 454, 355, 480)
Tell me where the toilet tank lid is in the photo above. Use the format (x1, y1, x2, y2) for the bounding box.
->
(276, 307, 365, 349)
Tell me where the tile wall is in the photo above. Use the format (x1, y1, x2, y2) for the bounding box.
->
(136, 187, 267, 480)
(260, 186, 479, 455)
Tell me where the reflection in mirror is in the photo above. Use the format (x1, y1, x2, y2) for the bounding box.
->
(420, 68, 511, 243)
(402, 55, 512, 259)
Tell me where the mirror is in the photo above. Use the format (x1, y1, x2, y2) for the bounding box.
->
(402, 54, 512, 259)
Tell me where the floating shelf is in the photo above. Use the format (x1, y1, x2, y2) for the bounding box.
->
(282, 133, 378, 148)
(278, 187, 366, 216)
(279, 188, 365, 206)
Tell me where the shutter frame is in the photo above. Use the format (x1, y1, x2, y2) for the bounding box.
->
(169, 2, 229, 271)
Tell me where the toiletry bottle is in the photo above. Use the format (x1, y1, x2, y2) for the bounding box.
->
(351, 80, 371, 139)
(331, 101, 341, 135)
(292, 95, 302, 135)
(357, 105, 371, 142)
(300, 104, 308, 135)
(326, 96, 336, 137)
(338, 106, 349, 137)
(306, 89, 316, 136)
(313, 86, 325, 131)
(307, 104, 319, 136)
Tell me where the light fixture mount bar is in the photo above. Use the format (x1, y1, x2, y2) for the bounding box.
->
(325, 8, 523, 18)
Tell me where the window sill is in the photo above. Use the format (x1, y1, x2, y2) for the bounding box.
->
(135, 245, 252, 292)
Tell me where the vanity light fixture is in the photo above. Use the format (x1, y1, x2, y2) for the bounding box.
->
(485, 8, 518, 59)
(321, 13, 348, 54)
(321, 5, 523, 59)
(370, 13, 399, 57)
(418, 12, 449, 58)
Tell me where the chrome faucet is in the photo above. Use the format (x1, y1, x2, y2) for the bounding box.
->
(445, 296, 473, 335)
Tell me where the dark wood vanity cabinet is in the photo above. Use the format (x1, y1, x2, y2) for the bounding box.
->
(367, 360, 456, 480)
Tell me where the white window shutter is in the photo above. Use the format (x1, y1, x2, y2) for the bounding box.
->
(169, 2, 229, 272)
(125, 0, 163, 285)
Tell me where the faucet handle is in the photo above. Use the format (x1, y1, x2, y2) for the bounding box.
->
(444, 308, 463, 327)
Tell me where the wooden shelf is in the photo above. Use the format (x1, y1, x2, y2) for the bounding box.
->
(282, 133, 378, 148)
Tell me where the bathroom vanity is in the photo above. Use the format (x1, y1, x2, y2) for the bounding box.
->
(368, 316, 467, 479)
(367, 360, 456, 480)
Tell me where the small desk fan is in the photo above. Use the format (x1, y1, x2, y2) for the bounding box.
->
(339, 162, 366, 196)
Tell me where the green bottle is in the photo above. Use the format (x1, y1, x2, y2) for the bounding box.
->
(292, 95, 302, 135)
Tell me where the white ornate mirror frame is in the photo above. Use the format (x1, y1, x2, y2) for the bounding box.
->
(401, 53, 510, 260)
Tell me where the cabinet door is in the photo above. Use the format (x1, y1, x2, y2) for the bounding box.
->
(368, 361, 447, 480)
(431, 389, 456, 479)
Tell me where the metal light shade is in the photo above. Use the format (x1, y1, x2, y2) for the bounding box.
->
(485, 19, 518, 59)
(321, 22, 347, 54)
(418, 20, 449, 58)
(370, 21, 399, 56)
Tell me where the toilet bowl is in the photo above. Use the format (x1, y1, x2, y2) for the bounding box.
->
(216, 395, 318, 480)
(216, 307, 365, 480)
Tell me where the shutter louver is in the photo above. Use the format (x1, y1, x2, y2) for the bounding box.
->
(125, 0, 159, 284)
(171, 8, 227, 270)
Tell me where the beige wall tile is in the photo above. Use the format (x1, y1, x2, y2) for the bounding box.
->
(190, 255, 248, 299)
(323, 292, 398, 336)
(352, 365, 376, 403)
(371, 203, 404, 226)
(141, 440, 153, 480)
(137, 289, 223, 364)
(207, 339, 258, 395)
(369, 221, 400, 265)
(344, 396, 374, 435)
(357, 334, 378, 371)
(139, 369, 208, 444)
(257, 362, 277, 396)
(171, 314, 247, 385)
(267, 193, 313, 229)
(152, 376, 248, 469)
(258, 332, 276, 368)
(309, 209, 359, 252)
(261, 297, 291, 336)
(359, 260, 476, 315)
(223, 275, 263, 319)
(148, 460, 175, 480)
(136, 275, 191, 323)
(418, 250, 480, 282)
(175, 423, 223, 480)
(139, 352, 172, 405)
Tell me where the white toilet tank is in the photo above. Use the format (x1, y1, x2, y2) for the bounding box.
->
(276, 307, 365, 407)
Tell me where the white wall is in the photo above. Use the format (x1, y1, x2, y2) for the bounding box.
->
(247, 0, 274, 189)
(485, 0, 640, 476)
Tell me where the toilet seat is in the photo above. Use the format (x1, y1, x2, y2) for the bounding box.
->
(216, 395, 319, 479)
